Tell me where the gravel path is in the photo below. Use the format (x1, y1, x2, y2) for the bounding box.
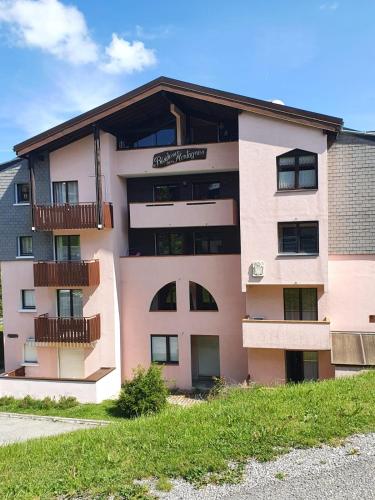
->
(156, 433, 375, 499)
(0, 413, 103, 445)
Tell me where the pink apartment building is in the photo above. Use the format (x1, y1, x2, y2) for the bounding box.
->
(0, 77, 373, 402)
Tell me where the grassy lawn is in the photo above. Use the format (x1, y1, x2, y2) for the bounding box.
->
(0, 372, 375, 499)
(0, 396, 121, 421)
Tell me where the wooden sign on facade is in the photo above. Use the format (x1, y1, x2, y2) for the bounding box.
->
(152, 148, 207, 168)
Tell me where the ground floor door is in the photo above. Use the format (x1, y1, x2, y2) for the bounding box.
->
(191, 335, 220, 387)
(58, 348, 84, 379)
(286, 351, 318, 382)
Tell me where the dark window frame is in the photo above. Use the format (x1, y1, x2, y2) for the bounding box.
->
(18, 236, 33, 256)
(283, 288, 318, 321)
(278, 221, 319, 254)
(149, 282, 177, 311)
(15, 183, 30, 204)
(55, 235, 81, 261)
(153, 183, 181, 202)
(52, 181, 79, 204)
(155, 232, 186, 256)
(21, 289, 36, 310)
(277, 149, 318, 191)
(193, 231, 224, 255)
(57, 289, 83, 317)
(150, 335, 179, 364)
(192, 180, 222, 200)
(117, 119, 177, 150)
(189, 282, 218, 311)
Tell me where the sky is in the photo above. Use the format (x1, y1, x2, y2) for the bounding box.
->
(0, 0, 374, 162)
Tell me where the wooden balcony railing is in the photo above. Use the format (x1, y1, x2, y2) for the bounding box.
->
(35, 314, 101, 344)
(34, 260, 100, 287)
(33, 202, 113, 231)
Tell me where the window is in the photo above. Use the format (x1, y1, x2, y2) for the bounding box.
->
(151, 335, 179, 364)
(284, 288, 318, 321)
(24, 340, 37, 364)
(18, 236, 33, 257)
(189, 282, 218, 311)
(189, 116, 218, 144)
(53, 181, 79, 204)
(118, 120, 176, 149)
(156, 232, 186, 255)
(303, 351, 318, 381)
(193, 181, 221, 200)
(277, 149, 317, 190)
(15, 183, 30, 204)
(55, 235, 80, 261)
(194, 232, 223, 254)
(154, 184, 180, 202)
(57, 289, 83, 317)
(278, 222, 319, 254)
(150, 282, 177, 311)
(21, 290, 35, 310)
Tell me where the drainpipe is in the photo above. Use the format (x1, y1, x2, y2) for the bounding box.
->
(93, 124, 103, 229)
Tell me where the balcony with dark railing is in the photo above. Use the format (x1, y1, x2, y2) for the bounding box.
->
(34, 314, 101, 344)
(33, 202, 113, 231)
(34, 260, 100, 287)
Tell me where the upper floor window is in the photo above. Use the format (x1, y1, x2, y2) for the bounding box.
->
(53, 181, 79, 204)
(18, 236, 33, 257)
(150, 282, 177, 311)
(21, 290, 36, 310)
(193, 181, 221, 200)
(15, 183, 30, 204)
(55, 235, 80, 261)
(154, 184, 180, 202)
(57, 289, 83, 317)
(277, 149, 317, 191)
(284, 288, 318, 321)
(278, 222, 319, 254)
(156, 232, 186, 255)
(194, 232, 223, 254)
(189, 282, 218, 311)
(118, 119, 176, 149)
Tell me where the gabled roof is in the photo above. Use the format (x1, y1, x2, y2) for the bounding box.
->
(14, 76, 343, 156)
(0, 157, 24, 172)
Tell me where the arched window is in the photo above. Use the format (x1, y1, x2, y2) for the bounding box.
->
(150, 282, 177, 311)
(277, 149, 317, 191)
(189, 281, 218, 311)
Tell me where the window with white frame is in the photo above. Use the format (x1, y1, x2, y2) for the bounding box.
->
(21, 290, 35, 310)
(18, 236, 33, 257)
(15, 183, 30, 204)
(24, 340, 37, 363)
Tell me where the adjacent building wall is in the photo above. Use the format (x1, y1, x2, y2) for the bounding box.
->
(0, 158, 52, 261)
(328, 132, 375, 254)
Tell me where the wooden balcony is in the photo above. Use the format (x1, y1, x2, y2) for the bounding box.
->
(33, 202, 113, 231)
(34, 314, 101, 344)
(34, 260, 100, 287)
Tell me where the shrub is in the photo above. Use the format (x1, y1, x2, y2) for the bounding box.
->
(6, 395, 78, 410)
(117, 364, 168, 418)
(208, 376, 228, 400)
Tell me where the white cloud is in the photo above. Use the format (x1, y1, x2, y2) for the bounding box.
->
(320, 2, 339, 10)
(101, 33, 157, 74)
(135, 24, 173, 40)
(0, 0, 98, 64)
(0, 0, 157, 73)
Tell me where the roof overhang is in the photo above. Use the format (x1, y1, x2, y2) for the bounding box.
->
(14, 76, 343, 156)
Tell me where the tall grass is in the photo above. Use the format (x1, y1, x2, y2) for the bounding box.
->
(0, 372, 374, 499)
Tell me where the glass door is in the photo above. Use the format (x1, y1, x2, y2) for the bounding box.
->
(53, 181, 79, 204)
(57, 289, 83, 317)
(55, 235, 81, 261)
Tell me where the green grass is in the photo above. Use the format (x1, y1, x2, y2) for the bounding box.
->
(0, 372, 375, 499)
(0, 396, 121, 421)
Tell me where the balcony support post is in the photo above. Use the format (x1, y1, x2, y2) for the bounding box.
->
(93, 124, 103, 229)
(28, 153, 36, 231)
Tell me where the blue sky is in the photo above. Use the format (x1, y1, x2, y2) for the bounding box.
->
(0, 0, 374, 162)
